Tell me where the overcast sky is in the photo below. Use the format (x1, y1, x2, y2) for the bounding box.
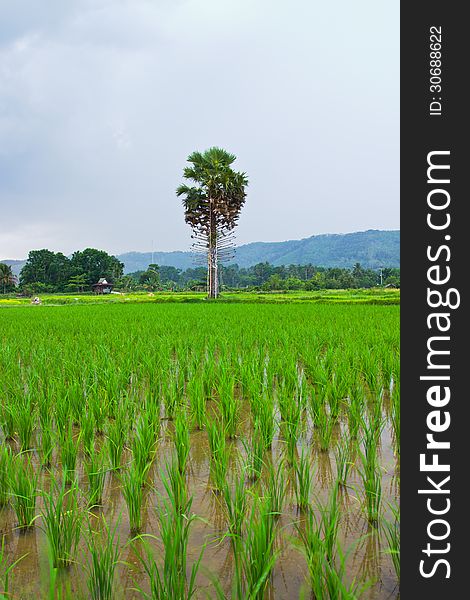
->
(0, 0, 399, 260)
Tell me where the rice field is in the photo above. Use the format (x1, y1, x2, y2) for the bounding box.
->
(0, 302, 399, 599)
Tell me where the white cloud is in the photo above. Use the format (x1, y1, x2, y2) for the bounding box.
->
(0, 0, 399, 259)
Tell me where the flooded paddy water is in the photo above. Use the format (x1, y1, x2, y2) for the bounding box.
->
(0, 302, 399, 598)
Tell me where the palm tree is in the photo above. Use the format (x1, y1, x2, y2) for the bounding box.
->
(176, 148, 248, 298)
(0, 263, 16, 294)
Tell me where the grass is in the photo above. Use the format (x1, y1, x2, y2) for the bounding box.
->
(120, 460, 146, 535)
(84, 518, 121, 600)
(0, 301, 399, 598)
(1, 535, 26, 599)
(295, 449, 313, 510)
(383, 502, 400, 581)
(0, 446, 13, 506)
(222, 470, 248, 542)
(206, 417, 230, 492)
(358, 419, 384, 526)
(59, 422, 79, 484)
(10, 455, 38, 529)
(0, 288, 400, 308)
(173, 409, 190, 474)
(40, 477, 82, 568)
(238, 494, 279, 600)
(85, 445, 107, 507)
(134, 482, 204, 600)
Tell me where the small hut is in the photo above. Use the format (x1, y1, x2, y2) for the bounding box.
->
(92, 278, 113, 294)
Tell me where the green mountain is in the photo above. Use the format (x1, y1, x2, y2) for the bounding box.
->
(2, 230, 399, 277)
(118, 230, 399, 272)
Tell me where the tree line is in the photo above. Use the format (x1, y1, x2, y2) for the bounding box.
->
(0, 248, 124, 294)
(1, 251, 399, 295)
(125, 262, 400, 291)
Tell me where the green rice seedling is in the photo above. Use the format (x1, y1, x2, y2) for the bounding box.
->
(132, 415, 157, 481)
(187, 375, 206, 431)
(85, 518, 121, 600)
(370, 387, 384, 432)
(361, 351, 383, 397)
(40, 477, 82, 568)
(1, 534, 26, 599)
(252, 393, 275, 450)
(173, 409, 190, 474)
(0, 445, 13, 506)
(383, 502, 400, 581)
(10, 456, 38, 529)
(91, 397, 107, 435)
(294, 509, 325, 600)
(316, 406, 334, 453)
(206, 417, 230, 492)
(134, 493, 204, 600)
(239, 493, 279, 600)
(106, 411, 128, 472)
(347, 384, 364, 440)
(334, 433, 353, 487)
(295, 448, 313, 511)
(323, 542, 373, 599)
(0, 404, 15, 441)
(142, 393, 161, 434)
(80, 411, 96, 458)
(85, 445, 107, 507)
(277, 380, 291, 424)
(162, 458, 188, 515)
(357, 423, 383, 526)
(244, 423, 265, 481)
(264, 459, 286, 519)
(283, 408, 300, 465)
(39, 423, 54, 468)
(326, 380, 342, 422)
(308, 385, 324, 427)
(68, 381, 85, 426)
(120, 461, 146, 535)
(59, 421, 79, 484)
(222, 470, 247, 541)
(217, 372, 239, 439)
(318, 481, 340, 562)
(162, 377, 178, 420)
(15, 397, 35, 451)
(46, 553, 76, 600)
(391, 381, 400, 454)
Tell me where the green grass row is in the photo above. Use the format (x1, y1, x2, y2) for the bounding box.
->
(0, 287, 400, 307)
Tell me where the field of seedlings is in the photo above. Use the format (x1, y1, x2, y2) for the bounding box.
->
(0, 302, 399, 599)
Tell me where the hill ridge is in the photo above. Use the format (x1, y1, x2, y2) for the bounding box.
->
(2, 229, 400, 276)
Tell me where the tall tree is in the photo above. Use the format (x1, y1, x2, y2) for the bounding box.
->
(70, 248, 124, 285)
(176, 147, 248, 298)
(0, 263, 16, 294)
(20, 250, 72, 291)
(139, 264, 160, 290)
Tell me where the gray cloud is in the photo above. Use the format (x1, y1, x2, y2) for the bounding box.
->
(0, 0, 399, 259)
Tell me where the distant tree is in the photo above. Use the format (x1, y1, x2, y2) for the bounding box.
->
(284, 276, 304, 290)
(70, 248, 123, 285)
(139, 264, 161, 290)
(252, 262, 273, 285)
(0, 263, 16, 293)
(159, 266, 182, 284)
(177, 147, 248, 298)
(67, 273, 88, 292)
(263, 274, 284, 291)
(117, 275, 138, 292)
(20, 250, 72, 291)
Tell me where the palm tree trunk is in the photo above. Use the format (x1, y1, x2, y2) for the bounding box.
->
(208, 199, 218, 298)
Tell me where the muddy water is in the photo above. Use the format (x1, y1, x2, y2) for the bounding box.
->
(1, 410, 399, 599)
